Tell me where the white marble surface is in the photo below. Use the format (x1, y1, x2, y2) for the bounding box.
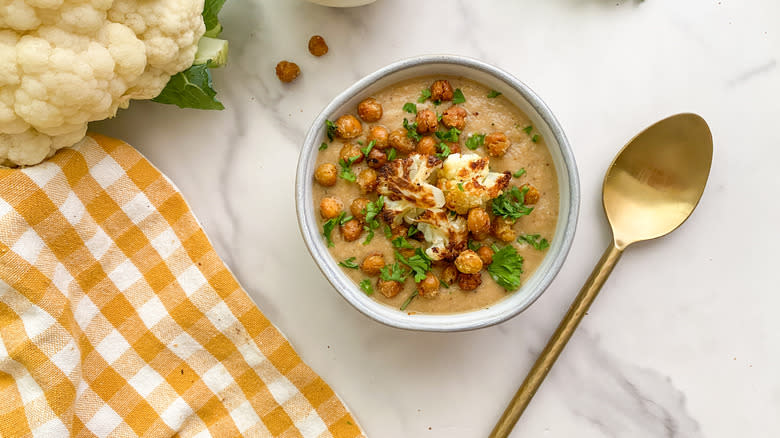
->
(94, 0, 780, 436)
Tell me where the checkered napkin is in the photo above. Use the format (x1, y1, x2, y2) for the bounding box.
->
(0, 134, 363, 437)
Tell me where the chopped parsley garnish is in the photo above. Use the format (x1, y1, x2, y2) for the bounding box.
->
(512, 168, 527, 178)
(491, 186, 534, 220)
(380, 261, 407, 282)
(338, 156, 359, 182)
(359, 279, 374, 296)
(439, 280, 450, 289)
(435, 127, 461, 143)
(400, 290, 418, 310)
(325, 119, 337, 141)
(407, 224, 419, 237)
(532, 134, 540, 143)
(322, 212, 346, 247)
(403, 118, 422, 142)
(383, 224, 393, 239)
(363, 196, 384, 244)
(391, 236, 414, 249)
(360, 140, 376, 157)
(340, 215, 353, 224)
(363, 228, 374, 244)
(522, 125, 533, 134)
(465, 133, 485, 150)
(418, 88, 432, 103)
(387, 148, 397, 161)
(468, 240, 481, 251)
(338, 257, 359, 269)
(319, 142, 328, 151)
(356, 140, 364, 145)
(452, 88, 466, 104)
(403, 102, 417, 114)
(487, 90, 502, 98)
(487, 244, 524, 290)
(395, 249, 432, 283)
(518, 234, 550, 251)
(457, 182, 464, 192)
(436, 143, 451, 160)
(437, 112, 443, 122)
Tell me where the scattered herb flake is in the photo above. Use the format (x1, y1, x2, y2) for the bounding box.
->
(436, 142, 451, 160)
(465, 133, 485, 150)
(325, 119, 337, 141)
(362, 227, 374, 244)
(383, 224, 393, 239)
(360, 139, 376, 157)
(532, 134, 540, 143)
(400, 290, 419, 310)
(512, 168, 527, 178)
(491, 186, 534, 220)
(387, 148, 397, 161)
(435, 127, 461, 143)
(338, 157, 359, 182)
(468, 240, 481, 251)
(457, 182, 464, 192)
(322, 212, 345, 247)
(391, 236, 414, 249)
(356, 140, 364, 145)
(338, 257, 359, 269)
(359, 279, 374, 296)
(487, 90, 502, 98)
(452, 88, 466, 104)
(417, 88, 432, 103)
(340, 215, 353, 225)
(487, 244, 525, 290)
(407, 224, 419, 237)
(380, 261, 407, 282)
(319, 142, 328, 151)
(403, 118, 422, 142)
(518, 234, 550, 251)
(403, 102, 417, 114)
(522, 125, 533, 134)
(440, 280, 450, 289)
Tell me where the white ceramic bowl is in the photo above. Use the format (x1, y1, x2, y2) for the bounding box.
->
(296, 55, 579, 331)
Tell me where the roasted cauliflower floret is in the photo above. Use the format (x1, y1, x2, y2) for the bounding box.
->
(377, 154, 445, 225)
(414, 209, 468, 261)
(437, 153, 512, 214)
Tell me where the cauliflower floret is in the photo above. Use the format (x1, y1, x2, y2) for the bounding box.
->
(414, 209, 468, 261)
(0, 0, 205, 166)
(377, 154, 445, 225)
(437, 153, 512, 214)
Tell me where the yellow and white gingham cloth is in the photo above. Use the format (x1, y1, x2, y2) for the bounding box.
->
(0, 134, 363, 437)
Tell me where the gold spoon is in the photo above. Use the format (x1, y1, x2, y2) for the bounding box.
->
(490, 113, 713, 438)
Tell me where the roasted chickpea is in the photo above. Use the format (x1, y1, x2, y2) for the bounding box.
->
(308, 35, 328, 56)
(467, 208, 491, 236)
(416, 136, 437, 155)
(522, 184, 540, 204)
(366, 148, 387, 169)
(314, 163, 337, 186)
(430, 79, 454, 102)
(477, 246, 494, 265)
(391, 224, 409, 239)
(340, 219, 362, 241)
(319, 197, 343, 219)
(377, 279, 402, 298)
(415, 109, 438, 134)
(350, 198, 370, 222)
(485, 132, 511, 157)
(457, 272, 482, 291)
(455, 250, 483, 274)
(441, 106, 467, 130)
(275, 61, 300, 83)
(440, 265, 458, 285)
(335, 114, 363, 139)
(339, 143, 364, 164)
(493, 217, 517, 242)
(389, 129, 416, 154)
(446, 142, 461, 155)
(418, 272, 440, 298)
(357, 97, 383, 123)
(367, 125, 390, 149)
(361, 253, 385, 276)
(357, 169, 378, 193)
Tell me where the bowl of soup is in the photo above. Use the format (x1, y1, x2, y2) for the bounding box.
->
(295, 55, 579, 331)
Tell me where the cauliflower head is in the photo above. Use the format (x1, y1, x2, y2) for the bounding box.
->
(377, 154, 445, 225)
(437, 152, 512, 214)
(0, 0, 206, 166)
(414, 209, 468, 261)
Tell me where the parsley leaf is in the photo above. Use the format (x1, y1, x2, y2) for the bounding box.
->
(487, 244, 524, 290)
(395, 249, 432, 283)
(532, 134, 540, 143)
(403, 102, 417, 114)
(518, 234, 550, 251)
(487, 90, 502, 98)
(338, 157, 359, 182)
(359, 279, 374, 296)
(452, 88, 466, 104)
(391, 236, 414, 249)
(440, 280, 450, 289)
(403, 118, 422, 142)
(465, 133, 485, 150)
(387, 148, 397, 161)
(407, 224, 419, 237)
(435, 127, 461, 143)
(400, 290, 418, 310)
(380, 261, 407, 282)
(325, 119, 337, 141)
(356, 140, 364, 145)
(512, 168, 527, 178)
(322, 212, 345, 247)
(340, 215, 353, 225)
(362, 227, 374, 244)
(491, 186, 534, 220)
(383, 224, 393, 239)
(319, 142, 328, 151)
(457, 182, 464, 192)
(362, 196, 384, 244)
(339, 257, 359, 269)
(360, 139, 376, 157)
(436, 143, 451, 160)
(522, 125, 533, 134)
(417, 88, 432, 103)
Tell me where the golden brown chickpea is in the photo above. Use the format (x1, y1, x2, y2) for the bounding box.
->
(477, 246, 494, 265)
(308, 35, 328, 56)
(457, 272, 482, 291)
(455, 250, 483, 274)
(361, 253, 385, 276)
(441, 106, 467, 130)
(366, 148, 387, 169)
(314, 163, 337, 186)
(485, 132, 511, 157)
(357, 97, 383, 123)
(319, 197, 343, 219)
(367, 125, 390, 149)
(389, 129, 416, 154)
(356, 168, 378, 193)
(418, 272, 440, 298)
(522, 184, 540, 205)
(430, 79, 454, 102)
(335, 114, 363, 139)
(339, 143, 364, 164)
(493, 217, 517, 242)
(415, 109, 438, 134)
(416, 136, 437, 155)
(275, 61, 300, 83)
(377, 279, 402, 298)
(350, 198, 370, 222)
(340, 219, 362, 241)
(440, 265, 458, 285)
(467, 208, 491, 236)
(446, 142, 461, 155)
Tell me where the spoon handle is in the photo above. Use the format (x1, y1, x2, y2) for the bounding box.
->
(489, 243, 624, 438)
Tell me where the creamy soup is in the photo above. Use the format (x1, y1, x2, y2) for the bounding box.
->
(312, 76, 558, 314)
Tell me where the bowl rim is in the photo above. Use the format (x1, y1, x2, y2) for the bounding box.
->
(295, 54, 579, 331)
